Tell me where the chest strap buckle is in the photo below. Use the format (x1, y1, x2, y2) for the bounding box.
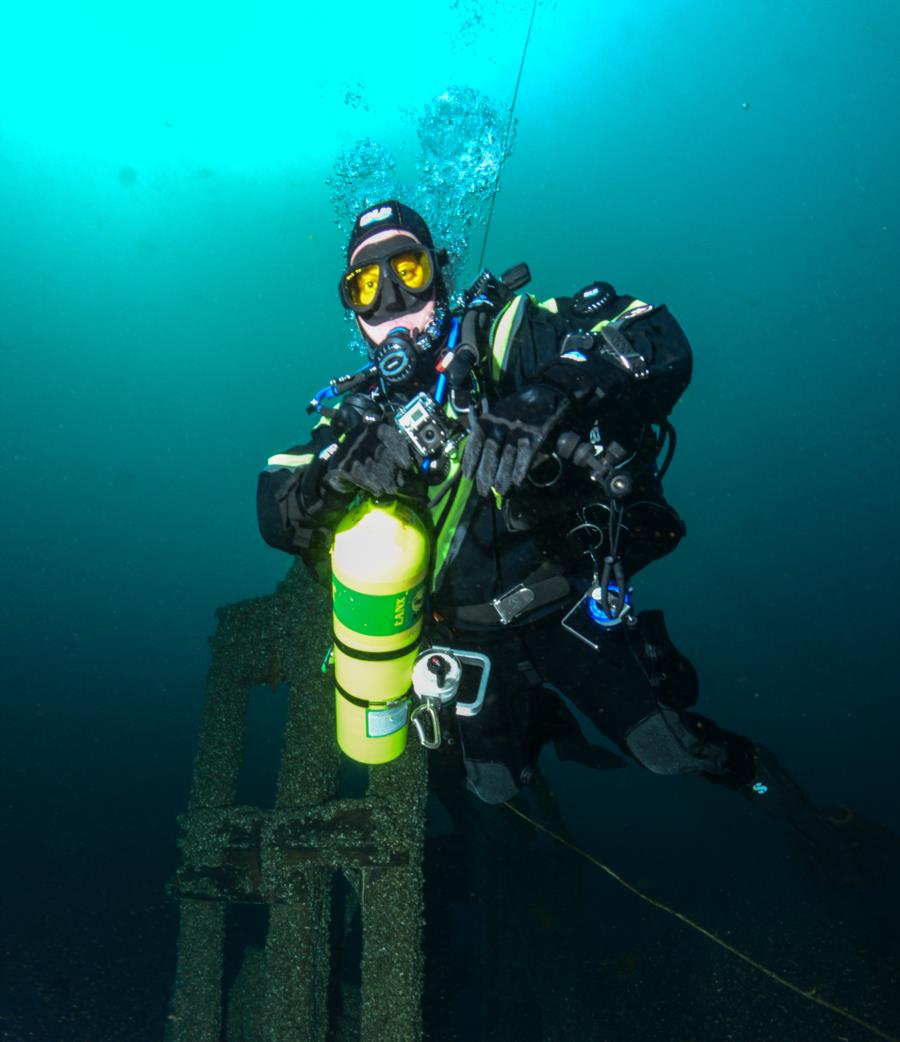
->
(492, 584, 537, 624)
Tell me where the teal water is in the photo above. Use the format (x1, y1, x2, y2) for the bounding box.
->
(2, 2, 899, 1039)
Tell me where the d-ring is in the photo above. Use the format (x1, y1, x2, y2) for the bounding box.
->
(528, 452, 563, 488)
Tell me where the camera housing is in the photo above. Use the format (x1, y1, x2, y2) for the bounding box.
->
(395, 391, 457, 461)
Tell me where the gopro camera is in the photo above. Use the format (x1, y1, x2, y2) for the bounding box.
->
(395, 392, 457, 460)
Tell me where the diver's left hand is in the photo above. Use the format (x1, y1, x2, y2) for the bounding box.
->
(324, 422, 417, 498)
(463, 384, 570, 497)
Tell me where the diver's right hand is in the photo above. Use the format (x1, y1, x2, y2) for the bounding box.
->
(463, 383, 570, 497)
(323, 422, 417, 499)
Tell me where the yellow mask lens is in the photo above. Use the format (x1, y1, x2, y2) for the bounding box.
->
(346, 263, 381, 307)
(341, 247, 434, 312)
(390, 250, 431, 290)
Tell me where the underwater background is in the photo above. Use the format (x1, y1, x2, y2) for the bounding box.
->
(2, 1, 899, 1039)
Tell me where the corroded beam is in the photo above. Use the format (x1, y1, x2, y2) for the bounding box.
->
(173, 801, 412, 903)
(170, 560, 427, 1041)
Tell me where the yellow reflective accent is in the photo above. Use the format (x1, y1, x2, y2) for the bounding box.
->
(428, 436, 480, 594)
(427, 456, 462, 524)
(431, 471, 475, 593)
(589, 298, 649, 332)
(540, 297, 560, 313)
(267, 451, 313, 467)
(490, 295, 526, 383)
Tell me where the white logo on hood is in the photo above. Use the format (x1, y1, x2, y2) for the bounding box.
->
(359, 205, 393, 228)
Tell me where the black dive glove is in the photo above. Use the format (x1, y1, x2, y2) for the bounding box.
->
(462, 383, 570, 497)
(323, 422, 418, 499)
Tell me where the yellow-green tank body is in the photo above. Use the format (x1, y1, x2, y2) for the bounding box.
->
(330, 499, 429, 764)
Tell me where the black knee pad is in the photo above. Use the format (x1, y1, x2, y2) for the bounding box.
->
(624, 708, 731, 776)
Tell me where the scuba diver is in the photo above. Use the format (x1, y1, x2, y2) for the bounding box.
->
(256, 200, 875, 861)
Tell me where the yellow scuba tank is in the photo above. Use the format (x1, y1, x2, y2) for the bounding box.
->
(330, 498, 429, 764)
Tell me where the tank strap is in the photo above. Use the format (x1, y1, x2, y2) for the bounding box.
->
(335, 678, 412, 709)
(332, 633, 422, 662)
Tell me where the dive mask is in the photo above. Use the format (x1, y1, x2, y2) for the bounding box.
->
(339, 243, 436, 314)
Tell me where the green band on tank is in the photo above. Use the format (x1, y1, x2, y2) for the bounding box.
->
(332, 575, 425, 636)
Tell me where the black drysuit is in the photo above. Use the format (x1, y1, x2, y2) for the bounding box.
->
(257, 284, 761, 804)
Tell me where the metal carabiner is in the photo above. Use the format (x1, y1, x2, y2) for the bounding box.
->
(410, 700, 442, 750)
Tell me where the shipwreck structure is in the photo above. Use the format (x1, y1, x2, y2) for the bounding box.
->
(166, 563, 427, 1041)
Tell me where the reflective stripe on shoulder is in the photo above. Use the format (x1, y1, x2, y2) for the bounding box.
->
(539, 297, 560, 314)
(490, 295, 527, 383)
(267, 451, 314, 468)
(590, 298, 650, 332)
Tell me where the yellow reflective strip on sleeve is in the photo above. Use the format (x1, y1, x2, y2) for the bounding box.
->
(540, 298, 560, 314)
(428, 457, 461, 529)
(490, 296, 526, 383)
(431, 473, 476, 593)
(589, 298, 649, 332)
(267, 452, 314, 467)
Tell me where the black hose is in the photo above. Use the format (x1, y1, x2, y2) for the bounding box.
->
(656, 420, 677, 481)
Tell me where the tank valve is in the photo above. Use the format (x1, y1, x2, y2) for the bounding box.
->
(410, 647, 491, 749)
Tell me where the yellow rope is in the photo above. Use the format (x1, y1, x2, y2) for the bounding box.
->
(503, 801, 898, 1042)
